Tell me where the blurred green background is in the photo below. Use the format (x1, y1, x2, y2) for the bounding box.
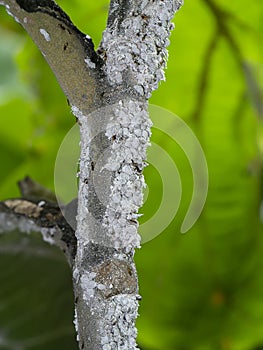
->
(0, 0, 263, 349)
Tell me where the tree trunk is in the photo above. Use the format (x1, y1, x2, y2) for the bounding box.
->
(0, 0, 183, 348)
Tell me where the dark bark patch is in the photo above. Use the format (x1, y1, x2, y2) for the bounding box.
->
(95, 259, 137, 298)
(16, 0, 57, 12)
(83, 242, 117, 268)
(16, 0, 71, 24)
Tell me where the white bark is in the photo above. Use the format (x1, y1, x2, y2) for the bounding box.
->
(0, 0, 183, 349)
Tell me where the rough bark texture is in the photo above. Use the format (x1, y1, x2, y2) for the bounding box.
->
(0, 0, 183, 349)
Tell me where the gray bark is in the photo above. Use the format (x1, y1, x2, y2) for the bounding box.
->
(0, 0, 183, 349)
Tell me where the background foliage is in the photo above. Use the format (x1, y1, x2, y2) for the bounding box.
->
(0, 0, 263, 349)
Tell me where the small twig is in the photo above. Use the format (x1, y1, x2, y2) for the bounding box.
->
(192, 29, 220, 122)
(203, 0, 243, 64)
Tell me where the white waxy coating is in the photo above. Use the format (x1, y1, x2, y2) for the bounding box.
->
(39, 28, 51, 42)
(99, 0, 182, 97)
(103, 99, 151, 251)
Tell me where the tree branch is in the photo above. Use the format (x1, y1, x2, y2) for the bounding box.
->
(0, 1, 183, 349)
(202, 0, 243, 64)
(71, 2, 183, 348)
(0, 198, 76, 266)
(99, 0, 183, 98)
(0, 0, 104, 111)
